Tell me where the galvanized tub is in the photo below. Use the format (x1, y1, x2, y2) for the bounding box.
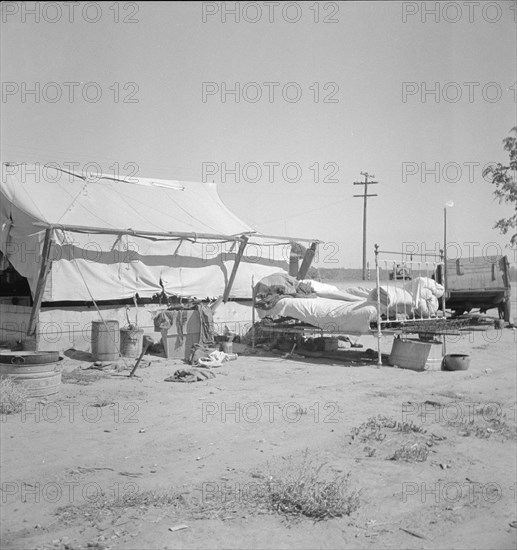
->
(389, 338, 432, 371)
(0, 351, 62, 397)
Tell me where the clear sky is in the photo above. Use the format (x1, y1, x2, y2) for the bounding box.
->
(1, 1, 516, 268)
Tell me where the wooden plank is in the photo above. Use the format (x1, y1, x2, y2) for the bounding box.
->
(27, 228, 53, 337)
(222, 235, 249, 302)
(447, 276, 505, 290)
(446, 258, 507, 289)
(447, 255, 503, 268)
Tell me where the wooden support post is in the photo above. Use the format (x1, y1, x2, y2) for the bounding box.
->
(296, 242, 317, 280)
(289, 241, 305, 277)
(374, 244, 383, 367)
(27, 227, 53, 338)
(288, 254, 299, 277)
(223, 235, 249, 303)
(251, 275, 256, 351)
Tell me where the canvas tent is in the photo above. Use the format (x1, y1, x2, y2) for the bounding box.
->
(0, 164, 318, 317)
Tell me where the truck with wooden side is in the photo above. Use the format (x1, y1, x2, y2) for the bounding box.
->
(439, 255, 512, 322)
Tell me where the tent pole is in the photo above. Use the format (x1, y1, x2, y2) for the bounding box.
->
(223, 235, 249, 303)
(27, 227, 53, 339)
(297, 242, 318, 280)
(256, 233, 321, 244)
(251, 276, 256, 351)
(32, 223, 320, 246)
(32, 223, 243, 243)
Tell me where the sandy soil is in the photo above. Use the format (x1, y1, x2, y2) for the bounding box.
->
(1, 319, 516, 550)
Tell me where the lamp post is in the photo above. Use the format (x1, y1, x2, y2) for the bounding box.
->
(443, 201, 454, 314)
(442, 201, 454, 357)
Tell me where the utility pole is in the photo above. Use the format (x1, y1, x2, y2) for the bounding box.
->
(354, 172, 378, 280)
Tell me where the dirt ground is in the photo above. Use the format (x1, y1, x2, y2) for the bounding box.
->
(1, 320, 516, 550)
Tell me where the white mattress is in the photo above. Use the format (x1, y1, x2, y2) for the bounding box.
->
(258, 297, 377, 335)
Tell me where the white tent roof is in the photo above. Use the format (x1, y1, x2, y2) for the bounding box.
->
(1, 163, 311, 301)
(1, 163, 254, 237)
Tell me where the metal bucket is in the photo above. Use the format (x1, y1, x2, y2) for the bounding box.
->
(411, 338, 443, 370)
(442, 354, 470, 371)
(0, 358, 62, 397)
(120, 328, 144, 358)
(91, 320, 120, 362)
(424, 340, 444, 370)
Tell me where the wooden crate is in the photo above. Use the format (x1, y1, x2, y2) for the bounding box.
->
(159, 310, 201, 361)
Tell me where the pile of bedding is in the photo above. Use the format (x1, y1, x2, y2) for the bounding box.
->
(254, 274, 376, 335)
(368, 277, 444, 318)
(253, 273, 444, 336)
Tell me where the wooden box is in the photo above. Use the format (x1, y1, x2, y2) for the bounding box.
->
(159, 310, 201, 361)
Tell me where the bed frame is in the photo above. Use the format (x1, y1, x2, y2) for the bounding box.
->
(374, 244, 446, 366)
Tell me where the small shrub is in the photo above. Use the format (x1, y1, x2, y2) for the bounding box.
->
(265, 453, 360, 521)
(195, 454, 361, 521)
(395, 420, 426, 434)
(350, 415, 434, 462)
(448, 419, 516, 441)
(388, 443, 429, 462)
(350, 415, 396, 442)
(350, 415, 427, 444)
(0, 377, 27, 415)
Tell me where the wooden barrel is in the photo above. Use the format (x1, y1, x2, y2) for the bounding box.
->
(91, 320, 120, 362)
(0, 359, 62, 397)
(120, 328, 144, 358)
